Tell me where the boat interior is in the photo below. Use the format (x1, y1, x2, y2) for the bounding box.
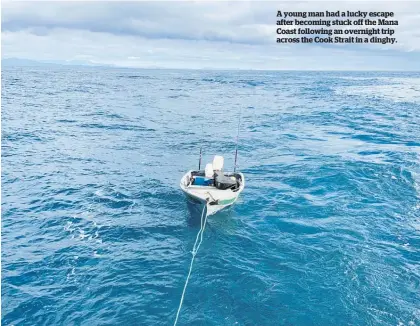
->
(187, 155, 242, 192)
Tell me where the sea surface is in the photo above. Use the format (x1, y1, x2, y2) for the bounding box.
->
(2, 66, 420, 326)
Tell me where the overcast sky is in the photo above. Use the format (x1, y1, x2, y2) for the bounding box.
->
(2, 1, 420, 70)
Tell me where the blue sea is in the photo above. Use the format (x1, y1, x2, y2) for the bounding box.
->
(2, 66, 420, 326)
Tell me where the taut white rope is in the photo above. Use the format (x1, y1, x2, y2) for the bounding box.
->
(174, 204, 209, 326)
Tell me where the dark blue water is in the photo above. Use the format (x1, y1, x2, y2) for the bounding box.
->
(2, 66, 420, 326)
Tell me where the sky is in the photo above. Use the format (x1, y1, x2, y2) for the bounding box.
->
(2, 1, 420, 70)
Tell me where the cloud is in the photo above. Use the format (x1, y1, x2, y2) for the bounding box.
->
(1, 2, 275, 44)
(2, 1, 420, 70)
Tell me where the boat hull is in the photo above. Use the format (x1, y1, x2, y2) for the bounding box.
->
(183, 191, 237, 215)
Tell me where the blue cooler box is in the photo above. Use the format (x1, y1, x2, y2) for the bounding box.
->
(193, 176, 212, 186)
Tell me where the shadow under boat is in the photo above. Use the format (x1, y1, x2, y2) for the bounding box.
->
(185, 199, 207, 227)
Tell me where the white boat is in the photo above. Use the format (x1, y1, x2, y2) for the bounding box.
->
(180, 155, 245, 215)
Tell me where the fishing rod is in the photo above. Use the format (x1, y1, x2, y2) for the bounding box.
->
(198, 147, 202, 170)
(234, 108, 242, 173)
(198, 119, 206, 171)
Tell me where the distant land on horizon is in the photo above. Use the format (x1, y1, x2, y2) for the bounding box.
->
(2, 58, 419, 72)
(1, 58, 118, 68)
(1, 58, 212, 70)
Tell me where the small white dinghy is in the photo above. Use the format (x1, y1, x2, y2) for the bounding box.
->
(180, 155, 245, 215)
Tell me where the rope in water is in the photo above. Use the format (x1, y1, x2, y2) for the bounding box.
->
(173, 204, 209, 326)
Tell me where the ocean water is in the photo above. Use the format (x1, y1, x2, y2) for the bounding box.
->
(2, 66, 420, 326)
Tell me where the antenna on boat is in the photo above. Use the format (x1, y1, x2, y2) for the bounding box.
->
(198, 147, 202, 170)
(234, 108, 242, 173)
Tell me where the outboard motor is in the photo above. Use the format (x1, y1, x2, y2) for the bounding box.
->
(214, 172, 237, 190)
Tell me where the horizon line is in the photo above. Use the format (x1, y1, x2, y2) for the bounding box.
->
(2, 57, 420, 73)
